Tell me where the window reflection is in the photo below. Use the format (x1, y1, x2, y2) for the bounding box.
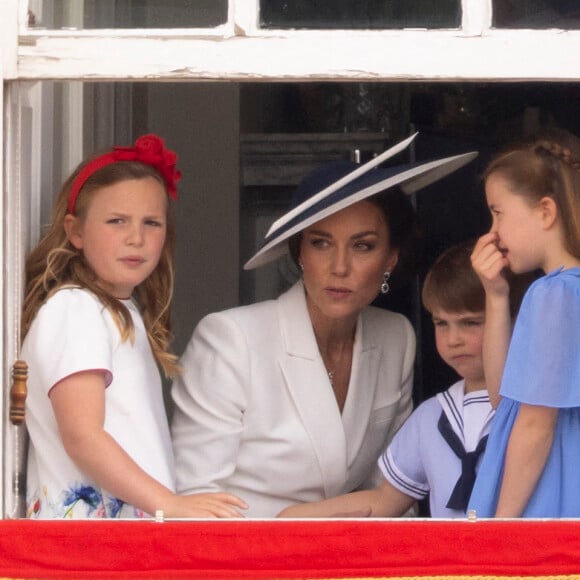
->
(260, 0, 461, 29)
(493, 0, 580, 29)
(29, 0, 227, 29)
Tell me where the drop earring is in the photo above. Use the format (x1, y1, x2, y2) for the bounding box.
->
(381, 271, 391, 295)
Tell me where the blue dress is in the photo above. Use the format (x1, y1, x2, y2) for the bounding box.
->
(469, 267, 580, 518)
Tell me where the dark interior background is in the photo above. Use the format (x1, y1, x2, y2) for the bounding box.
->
(239, 81, 580, 408)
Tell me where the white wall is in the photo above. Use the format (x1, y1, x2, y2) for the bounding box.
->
(146, 83, 241, 358)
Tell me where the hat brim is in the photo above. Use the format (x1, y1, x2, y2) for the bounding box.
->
(244, 149, 478, 271)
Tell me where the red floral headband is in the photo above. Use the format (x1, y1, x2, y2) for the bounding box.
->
(68, 134, 181, 214)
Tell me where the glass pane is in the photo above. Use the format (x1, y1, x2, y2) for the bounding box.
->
(260, 0, 461, 29)
(493, 0, 580, 29)
(28, 0, 227, 29)
(10, 79, 580, 462)
(240, 83, 409, 135)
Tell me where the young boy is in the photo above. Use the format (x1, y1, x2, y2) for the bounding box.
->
(278, 240, 495, 518)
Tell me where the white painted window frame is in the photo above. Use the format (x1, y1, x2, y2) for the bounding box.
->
(2, 0, 580, 518)
(1, 0, 578, 81)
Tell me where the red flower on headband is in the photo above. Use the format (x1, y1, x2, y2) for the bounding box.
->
(113, 134, 181, 198)
(68, 133, 181, 214)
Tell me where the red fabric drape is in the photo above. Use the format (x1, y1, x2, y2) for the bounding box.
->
(1, 519, 579, 579)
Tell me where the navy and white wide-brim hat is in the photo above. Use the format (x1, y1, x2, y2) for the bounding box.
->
(244, 133, 478, 270)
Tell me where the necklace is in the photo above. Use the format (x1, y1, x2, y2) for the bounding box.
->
(327, 370, 334, 386)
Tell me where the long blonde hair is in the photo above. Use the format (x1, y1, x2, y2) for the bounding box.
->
(22, 157, 180, 378)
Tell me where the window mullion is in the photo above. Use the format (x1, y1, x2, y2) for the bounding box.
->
(462, 0, 492, 36)
(1, 0, 21, 79)
(232, 0, 259, 35)
(2, 81, 30, 519)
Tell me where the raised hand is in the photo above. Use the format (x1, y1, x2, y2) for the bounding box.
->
(471, 232, 512, 408)
(471, 232, 510, 298)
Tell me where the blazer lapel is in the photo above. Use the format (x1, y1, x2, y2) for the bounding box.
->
(341, 312, 380, 466)
(277, 282, 348, 498)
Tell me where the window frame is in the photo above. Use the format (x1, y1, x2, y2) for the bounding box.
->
(2, 0, 579, 82)
(2, 0, 580, 518)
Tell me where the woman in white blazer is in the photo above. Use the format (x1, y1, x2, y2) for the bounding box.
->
(171, 134, 477, 517)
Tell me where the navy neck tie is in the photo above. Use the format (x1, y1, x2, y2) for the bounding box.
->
(437, 410, 488, 512)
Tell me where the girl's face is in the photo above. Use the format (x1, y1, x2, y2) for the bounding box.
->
(65, 176, 167, 299)
(431, 308, 485, 393)
(486, 172, 547, 274)
(299, 200, 398, 325)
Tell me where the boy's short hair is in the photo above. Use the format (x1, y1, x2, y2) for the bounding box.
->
(422, 240, 484, 314)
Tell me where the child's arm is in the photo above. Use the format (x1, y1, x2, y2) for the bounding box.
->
(471, 232, 511, 408)
(277, 479, 415, 518)
(50, 371, 248, 518)
(495, 403, 558, 518)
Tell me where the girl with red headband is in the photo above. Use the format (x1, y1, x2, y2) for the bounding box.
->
(21, 134, 247, 519)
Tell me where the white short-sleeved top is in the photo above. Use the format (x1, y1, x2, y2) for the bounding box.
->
(23, 288, 175, 518)
(379, 380, 494, 518)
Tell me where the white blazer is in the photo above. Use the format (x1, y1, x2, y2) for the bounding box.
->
(171, 281, 415, 517)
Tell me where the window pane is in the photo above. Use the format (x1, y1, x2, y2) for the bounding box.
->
(28, 0, 227, 29)
(493, 0, 580, 29)
(260, 0, 461, 29)
(11, 79, 580, 427)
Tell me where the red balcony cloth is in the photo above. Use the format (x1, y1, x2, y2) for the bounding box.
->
(0, 519, 578, 579)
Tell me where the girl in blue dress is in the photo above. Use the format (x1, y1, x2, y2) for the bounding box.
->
(469, 128, 580, 518)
